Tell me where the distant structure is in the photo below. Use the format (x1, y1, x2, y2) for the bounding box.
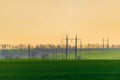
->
(28, 44, 31, 59)
(66, 34, 68, 60)
(63, 34, 81, 60)
(102, 38, 109, 49)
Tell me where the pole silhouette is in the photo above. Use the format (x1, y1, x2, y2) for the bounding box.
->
(75, 34, 77, 60)
(66, 34, 68, 60)
(63, 34, 81, 60)
(28, 44, 31, 59)
(103, 38, 105, 49)
(107, 38, 109, 49)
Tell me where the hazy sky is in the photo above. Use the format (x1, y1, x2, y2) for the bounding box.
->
(0, 0, 120, 45)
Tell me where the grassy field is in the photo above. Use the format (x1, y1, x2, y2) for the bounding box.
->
(52, 49, 120, 60)
(1, 60, 120, 80)
(78, 49, 120, 60)
(1, 49, 120, 60)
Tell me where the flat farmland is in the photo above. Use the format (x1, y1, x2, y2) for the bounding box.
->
(0, 60, 120, 80)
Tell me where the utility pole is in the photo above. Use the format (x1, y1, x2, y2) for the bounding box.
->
(102, 38, 110, 50)
(28, 44, 31, 59)
(55, 49, 57, 60)
(103, 38, 105, 49)
(80, 39, 82, 49)
(75, 34, 77, 60)
(1, 45, 4, 59)
(62, 34, 81, 60)
(62, 34, 82, 60)
(49, 44, 55, 60)
(2, 45, 6, 59)
(66, 34, 68, 60)
(107, 38, 109, 49)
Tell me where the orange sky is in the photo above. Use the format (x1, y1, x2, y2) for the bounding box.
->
(0, 0, 120, 45)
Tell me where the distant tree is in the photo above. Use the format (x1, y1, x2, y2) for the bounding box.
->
(17, 44, 27, 49)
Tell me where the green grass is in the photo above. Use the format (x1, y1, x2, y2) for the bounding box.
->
(79, 50, 120, 59)
(2, 49, 120, 60)
(1, 60, 120, 80)
(49, 49, 120, 60)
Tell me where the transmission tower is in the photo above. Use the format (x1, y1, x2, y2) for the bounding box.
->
(62, 34, 81, 60)
(102, 38, 110, 49)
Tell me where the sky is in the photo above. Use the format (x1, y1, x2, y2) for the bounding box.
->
(0, 0, 120, 45)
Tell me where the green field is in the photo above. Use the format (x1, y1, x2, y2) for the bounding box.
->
(78, 49, 120, 60)
(1, 60, 120, 80)
(49, 49, 120, 60)
(1, 49, 120, 60)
